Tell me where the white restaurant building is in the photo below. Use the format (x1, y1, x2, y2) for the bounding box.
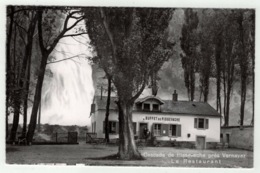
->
(90, 91, 221, 149)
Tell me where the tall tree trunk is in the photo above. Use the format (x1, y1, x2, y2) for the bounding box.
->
(250, 11, 255, 126)
(190, 67, 195, 101)
(6, 115, 9, 140)
(6, 6, 15, 140)
(10, 11, 37, 142)
(240, 82, 246, 127)
(22, 54, 31, 137)
(203, 79, 209, 103)
(199, 86, 203, 102)
(215, 34, 222, 113)
(117, 100, 143, 160)
(184, 69, 190, 100)
(105, 76, 112, 143)
(37, 101, 41, 132)
(26, 9, 81, 142)
(26, 54, 47, 143)
(237, 12, 247, 128)
(223, 68, 227, 126)
(225, 87, 231, 127)
(251, 55, 254, 126)
(10, 92, 20, 142)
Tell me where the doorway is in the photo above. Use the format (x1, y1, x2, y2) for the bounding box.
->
(226, 133, 230, 146)
(139, 123, 148, 139)
(196, 136, 206, 149)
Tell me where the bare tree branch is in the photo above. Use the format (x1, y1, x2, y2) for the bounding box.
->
(47, 54, 88, 64)
(70, 36, 89, 46)
(63, 10, 83, 30)
(66, 17, 85, 31)
(100, 8, 117, 64)
(62, 32, 88, 38)
(14, 20, 27, 33)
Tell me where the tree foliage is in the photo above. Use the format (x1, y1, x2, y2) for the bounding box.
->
(84, 7, 174, 159)
(180, 9, 199, 101)
(179, 9, 255, 126)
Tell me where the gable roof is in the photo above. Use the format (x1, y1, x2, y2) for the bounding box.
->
(136, 96, 165, 104)
(94, 96, 221, 117)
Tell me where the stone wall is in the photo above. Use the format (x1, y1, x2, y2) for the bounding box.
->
(221, 126, 253, 151)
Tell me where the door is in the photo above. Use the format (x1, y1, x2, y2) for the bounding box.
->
(226, 134, 230, 145)
(196, 136, 206, 149)
(139, 123, 148, 139)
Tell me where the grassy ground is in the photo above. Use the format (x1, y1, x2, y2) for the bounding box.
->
(6, 142, 253, 168)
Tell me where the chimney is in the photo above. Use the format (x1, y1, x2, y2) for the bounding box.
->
(172, 90, 178, 101)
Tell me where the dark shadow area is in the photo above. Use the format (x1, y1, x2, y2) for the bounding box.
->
(6, 147, 20, 153)
(85, 154, 146, 161)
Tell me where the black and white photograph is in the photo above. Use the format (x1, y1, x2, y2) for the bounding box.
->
(2, 0, 258, 170)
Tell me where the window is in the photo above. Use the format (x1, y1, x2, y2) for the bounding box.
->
(169, 125, 177, 136)
(143, 103, 150, 111)
(109, 121, 117, 133)
(198, 118, 204, 128)
(153, 124, 161, 136)
(103, 121, 118, 134)
(194, 118, 209, 129)
(152, 104, 159, 111)
(169, 124, 181, 137)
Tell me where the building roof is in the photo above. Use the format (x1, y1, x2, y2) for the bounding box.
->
(94, 96, 221, 117)
(136, 96, 165, 104)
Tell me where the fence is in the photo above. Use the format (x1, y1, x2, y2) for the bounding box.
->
(9, 131, 78, 145)
(86, 133, 97, 143)
(33, 132, 78, 144)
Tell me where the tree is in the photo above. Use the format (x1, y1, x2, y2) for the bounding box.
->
(84, 7, 173, 159)
(249, 11, 255, 126)
(180, 9, 199, 101)
(221, 12, 240, 126)
(210, 10, 226, 114)
(6, 6, 15, 139)
(26, 7, 87, 143)
(236, 10, 255, 127)
(196, 9, 218, 103)
(104, 75, 112, 142)
(6, 6, 38, 142)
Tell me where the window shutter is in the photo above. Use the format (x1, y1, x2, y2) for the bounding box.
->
(116, 122, 119, 134)
(133, 122, 136, 135)
(177, 125, 182, 137)
(103, 121, 105, 133)
(205, 119, 209, 129)
(168, 124, 172, 136)
(194, 118, 198, 128)
(152, 123, 154, 135)
(161, 124, 168, 136)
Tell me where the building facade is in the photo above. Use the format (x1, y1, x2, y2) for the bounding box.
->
(90, 91, 221, 149)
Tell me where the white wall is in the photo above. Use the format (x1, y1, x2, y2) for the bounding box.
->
(91, 110, 220, 142)
(221, 127, 253, 150)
